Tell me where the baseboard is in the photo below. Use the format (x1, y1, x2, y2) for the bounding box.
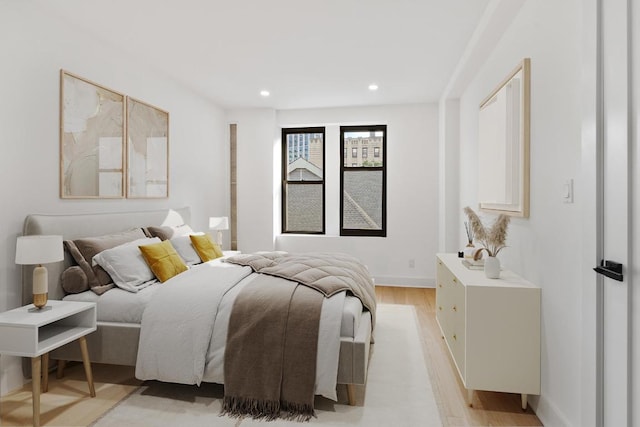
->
(373, 276, 434, 288)
(531, 391, 572, 427)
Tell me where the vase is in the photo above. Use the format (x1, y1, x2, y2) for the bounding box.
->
(484, 256, 500, 279)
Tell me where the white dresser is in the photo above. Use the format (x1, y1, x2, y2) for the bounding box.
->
(435, 253, 540, 410)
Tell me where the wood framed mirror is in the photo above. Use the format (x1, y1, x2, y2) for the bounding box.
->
(477, 58, 530, 217)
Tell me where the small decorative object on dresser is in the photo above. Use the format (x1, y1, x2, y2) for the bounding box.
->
(483, 256, 500, 279)
(463, 206, 510, 279)
(463, 221, 475, 259)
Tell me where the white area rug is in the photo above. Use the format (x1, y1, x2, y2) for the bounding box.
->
(92, 304, 442, 426)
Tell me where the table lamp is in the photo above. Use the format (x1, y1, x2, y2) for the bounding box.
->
(209, 216, 229, 248)
(15, 235, 64, 309)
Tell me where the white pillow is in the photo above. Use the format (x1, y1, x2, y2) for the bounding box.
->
(173, 224, 195, 236)
(170, 235, 202, 266)
(92, 237, 160, 293)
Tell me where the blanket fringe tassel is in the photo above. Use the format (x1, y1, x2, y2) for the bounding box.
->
(221, 396, 315, 422)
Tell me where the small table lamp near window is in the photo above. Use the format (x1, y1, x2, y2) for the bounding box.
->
(15, 235, 64, 309)
(209, 216, 229, 248)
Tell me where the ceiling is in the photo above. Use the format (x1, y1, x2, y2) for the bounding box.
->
(46, 0, 490, 110)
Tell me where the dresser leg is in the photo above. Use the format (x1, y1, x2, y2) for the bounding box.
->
(78, 337, 96, 397)
(521, 393, 528, 410)
(467, 389, 474, 407)
(31, 356, 41, 427)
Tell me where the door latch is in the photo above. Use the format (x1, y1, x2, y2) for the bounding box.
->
(593, 260, 623, 282)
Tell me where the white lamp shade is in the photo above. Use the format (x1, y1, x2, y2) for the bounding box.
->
(15, 235, 64, 265)
(209, 216, 229, 230)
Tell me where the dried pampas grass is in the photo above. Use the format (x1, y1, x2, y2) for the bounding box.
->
(463, 206, 510, 257)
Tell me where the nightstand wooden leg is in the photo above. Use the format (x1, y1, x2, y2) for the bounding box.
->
(78, 337, 95, 397)
(521, 393, 528, 410)
(56, 360, 66, 379)
(31, 356, 41, 427)
(467, 389, 474, 407)
(42, 353, 49, 393)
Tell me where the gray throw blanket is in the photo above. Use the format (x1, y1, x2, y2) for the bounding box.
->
(225, 251, 377, 326)
(222, 251, 377, 421)
(222, 275, 323, 421)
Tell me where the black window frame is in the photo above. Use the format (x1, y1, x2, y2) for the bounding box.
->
(281, 126, 326, 234)
(340, 124, 387, 237)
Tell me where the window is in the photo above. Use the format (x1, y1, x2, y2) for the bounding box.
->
(362, 147, 368, 159)
(340, 125, 386, 237)
(351, 147, 358, 158)
(282, 127, 325, 234)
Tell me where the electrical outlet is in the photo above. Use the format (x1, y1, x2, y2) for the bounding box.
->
(409, 259, 415, 268)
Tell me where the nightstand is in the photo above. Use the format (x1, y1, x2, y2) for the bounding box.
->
(0, 300, 97, 427)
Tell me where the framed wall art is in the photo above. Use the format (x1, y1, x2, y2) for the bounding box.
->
(126, 97, 169, 198)
(60, 70, 125, 198)
(477, 58, 530, 217)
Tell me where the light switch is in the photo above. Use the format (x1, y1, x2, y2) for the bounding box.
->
(562, 179, 574, 203)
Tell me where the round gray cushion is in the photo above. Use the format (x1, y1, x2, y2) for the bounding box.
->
(61, 266, 89, 294)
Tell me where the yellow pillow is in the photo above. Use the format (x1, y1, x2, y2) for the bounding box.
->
(190, 234, 223, 262)
(139, 240, 188, 282)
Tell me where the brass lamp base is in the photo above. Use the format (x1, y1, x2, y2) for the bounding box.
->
(33, 293, 48, 309)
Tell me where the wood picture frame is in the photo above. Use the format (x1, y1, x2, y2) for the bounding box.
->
(126, 97, 169, 198)
(477, 58, 530, 218)
(60, 70, 125, 198)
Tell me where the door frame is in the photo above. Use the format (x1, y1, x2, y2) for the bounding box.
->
(581, 0, 633, 425)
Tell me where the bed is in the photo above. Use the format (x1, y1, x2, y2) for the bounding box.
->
(20, 207, 374, 419)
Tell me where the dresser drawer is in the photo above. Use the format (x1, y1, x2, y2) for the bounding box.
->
(436, 259, 455, 337)
(436, 258, 466, 378)
(450, 277, 466, 378)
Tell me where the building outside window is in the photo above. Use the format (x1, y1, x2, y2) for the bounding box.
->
(340, 125, 386, 237)
(281, 127, 325, 234)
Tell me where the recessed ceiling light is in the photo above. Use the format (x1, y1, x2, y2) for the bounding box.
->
(260, 90, 270, 97)
(368, 84, 379, 91)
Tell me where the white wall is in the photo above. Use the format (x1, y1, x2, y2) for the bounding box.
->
(443, 0, 583, 425)
(229, 104, 439, 286)
(0, 2, 228, 394)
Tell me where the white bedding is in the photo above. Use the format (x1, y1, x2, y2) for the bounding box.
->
(64, 259, 361, 401)
(135, 261, 254, 385)
(63, 259, 363, 338)
(63, 283, 162, 324)
(135, 260, 346, 400)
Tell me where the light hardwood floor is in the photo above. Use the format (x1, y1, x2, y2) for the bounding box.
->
(0, 362, 140, 426)
(376, 286, 542, 426)
(1, 286, 542, 426)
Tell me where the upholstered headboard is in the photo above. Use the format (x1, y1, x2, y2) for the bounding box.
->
(21, 207, 191, 305)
